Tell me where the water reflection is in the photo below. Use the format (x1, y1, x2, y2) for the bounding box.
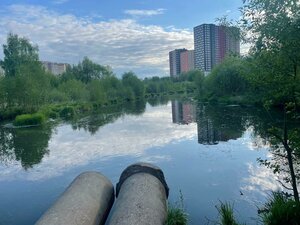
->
(171, 101, 247, 145)
(171, 100, 196, 124)
(0, 125, 52, 169)
(0, 101, 198, 181)
(0, 101, 148, 170)
(0, 98, 289, 225)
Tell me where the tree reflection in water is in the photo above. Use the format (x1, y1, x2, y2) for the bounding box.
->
(0, 125, 52, 169)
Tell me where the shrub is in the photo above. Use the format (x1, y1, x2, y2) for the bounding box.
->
(13, 113, 46, 126)
(47, 111, 59, 119)
(59, 106, 75, 119)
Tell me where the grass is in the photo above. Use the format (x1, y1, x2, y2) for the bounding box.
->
(13, 113, 46, 126)
(165, 206, 188, 225)
(216, 202, 242, 225)
(165, 191, 188, 225)
(260, 192, 300, 225)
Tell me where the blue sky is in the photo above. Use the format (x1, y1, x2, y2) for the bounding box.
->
(0, 0, 244, 77)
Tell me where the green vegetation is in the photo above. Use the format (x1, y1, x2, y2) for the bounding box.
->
(199, 56, 250, 104)
(260, 192, 300, 225)
(13, 113, 45, 126)
(165, 206, 188, 225)
(165, 191, 188, 225)
(0, 33, 197, 124)
(216, 202, 243, 225)
(216, 193, 300, 225)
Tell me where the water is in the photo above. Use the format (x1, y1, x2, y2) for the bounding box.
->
(0, 99, 283, 225)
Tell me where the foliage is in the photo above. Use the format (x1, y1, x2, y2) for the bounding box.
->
(59, 106, 75, 119)
(205, 57, 249, 97)
(87, 79, 106, 102)
(165, 191, 188, 225)
(58, 79, 88, 102)
(239, 0, 300, 202)
(165, 207, 188, 225)
(61, 57, 113, 83)
(0, 33, 39, 77)
(216, 202, 243, 225)
(13, 113, 46, 126)
(260, 192, 300, 225)
(122, 71, 145, 98)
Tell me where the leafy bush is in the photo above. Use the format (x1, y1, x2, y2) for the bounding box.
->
(13, 113, 46, 126)
(59, 106, 75, 118)
(47, 111, 59, 119)
(205, 57, 248, 97)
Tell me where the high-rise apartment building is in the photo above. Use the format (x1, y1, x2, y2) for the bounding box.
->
(194, 24, 240, 74)
(169, 48, 187, 77)
(42, 61, 68, 75)
(180, 50, 195, 73)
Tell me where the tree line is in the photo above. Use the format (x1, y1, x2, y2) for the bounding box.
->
(0, 34, 200, 121)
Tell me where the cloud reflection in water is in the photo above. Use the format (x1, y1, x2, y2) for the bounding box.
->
(0, 104, 197, 181)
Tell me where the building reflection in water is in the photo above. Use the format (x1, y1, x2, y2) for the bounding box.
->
(171, 101, 243, 145)
(171, 100, 196, 125)
(196, 105, 221, 145)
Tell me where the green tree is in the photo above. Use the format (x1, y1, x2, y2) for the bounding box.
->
(0, 33, 39, 77)
(58, 79, 88, 102)
(88, 79, 106, 103)
(122, 71, 145, 98)
(241, 0, 300, 202)
(63, 57, 114, 84)
(205, 57, 248, 96)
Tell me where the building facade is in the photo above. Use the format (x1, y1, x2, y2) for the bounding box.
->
(171, 100, 196, 124)
(193, 24, 240, 74)
(180, 50, 195, 73)
(42, 61, 68, 75)
(169, 49, 187, 77)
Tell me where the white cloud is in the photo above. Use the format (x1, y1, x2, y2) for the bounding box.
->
(0, 5, 193, 77)
(124, 8, 166, 17)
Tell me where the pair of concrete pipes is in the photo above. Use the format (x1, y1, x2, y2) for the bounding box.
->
(35, 163, 169, 225)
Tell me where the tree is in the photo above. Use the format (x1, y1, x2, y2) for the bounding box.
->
(0, 33, 39, 77)
(241, 0, 300, 201)
(64, 57, 114, 84)
(242, 0, 300, 105)
(122, 71, 145, 98)
(205, 57, 248, 97)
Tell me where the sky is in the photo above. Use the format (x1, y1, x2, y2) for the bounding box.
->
(0, 0, 245, 78)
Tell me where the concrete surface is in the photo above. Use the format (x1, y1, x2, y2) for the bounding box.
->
(35, 171, 114, 225)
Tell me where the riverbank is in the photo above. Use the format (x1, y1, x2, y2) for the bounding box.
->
(0, 91, 198, 127)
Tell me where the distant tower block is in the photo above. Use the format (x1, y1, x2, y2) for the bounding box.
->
(194, 24, 240, 74)
(169, 48, 187, 78)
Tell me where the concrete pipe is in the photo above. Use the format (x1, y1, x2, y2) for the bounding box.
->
(35, 171, 114, 225)
(107, 162, 169, 225)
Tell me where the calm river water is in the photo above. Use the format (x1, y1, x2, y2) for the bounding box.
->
(0, 99, 283, 225)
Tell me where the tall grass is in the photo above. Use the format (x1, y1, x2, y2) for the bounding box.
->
(260, 192, 300, 225)
(165, 191, 188, 225)
(216, 202, 243, 225)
